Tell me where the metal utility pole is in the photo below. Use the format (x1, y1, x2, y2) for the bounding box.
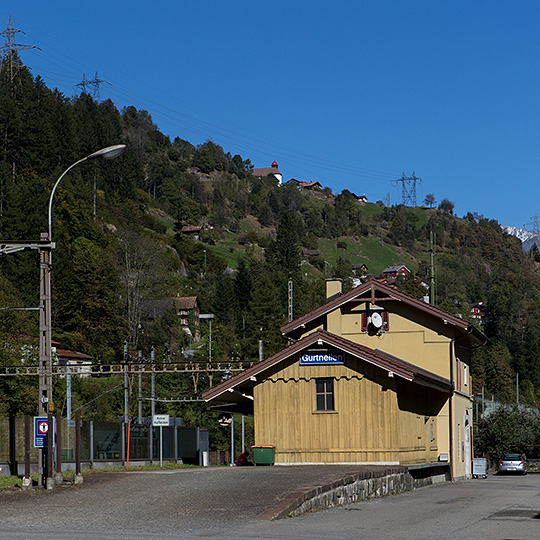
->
(88, 72, 110, 100)
(151, 347, 155, 417)
(288, 275, 293, 322)
(66, 367, 72, 420)
(39, 234, 53, 415)
(150, 346, 155, 464)
(241, 415, 245, 454)
(392, 171, 422, 207)
(0, 237, 53, 415)
(230, 415, 235, 466)
(123, 341, 129, 425)
(138, 350, 143, 424)
(200, 314, 215, 362)
(430, 230, 436, 306)
(0, 237, 52, 487)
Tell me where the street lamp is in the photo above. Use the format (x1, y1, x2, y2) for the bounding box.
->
(40, 144, 127, 415)
(48, 145, 126, 241)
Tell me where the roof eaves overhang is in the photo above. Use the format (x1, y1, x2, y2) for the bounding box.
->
(281, 281, 487, 346)
(202, 329, 452, 403)
(411, 371, 453, 393)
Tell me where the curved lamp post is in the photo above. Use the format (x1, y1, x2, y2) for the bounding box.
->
(48, 144, 126, 241)
(40, 144, 127, 417)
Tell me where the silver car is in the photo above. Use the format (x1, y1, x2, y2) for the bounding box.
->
(499, 453, 527, 474)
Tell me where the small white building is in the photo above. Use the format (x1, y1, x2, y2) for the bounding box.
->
(55, 348, 93, 377)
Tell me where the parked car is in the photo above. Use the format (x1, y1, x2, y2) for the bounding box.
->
(499, 453, 527, 474)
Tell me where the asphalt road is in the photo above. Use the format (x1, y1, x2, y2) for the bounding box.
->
(0, 468, 539, 539)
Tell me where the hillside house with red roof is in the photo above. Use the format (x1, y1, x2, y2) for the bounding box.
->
(382, 265, 411, 279)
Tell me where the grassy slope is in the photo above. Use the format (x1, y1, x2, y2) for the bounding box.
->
(149, 199, 424, 277)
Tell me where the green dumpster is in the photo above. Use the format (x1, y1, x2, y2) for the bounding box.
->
(252, 445, 275, 465)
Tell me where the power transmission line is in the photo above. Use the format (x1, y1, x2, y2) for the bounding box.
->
(10, 20, 406, 201)
(0, 15, 40, 81)
(524, 213, 540, 236)
(392, 171, 422, 207)
(74, 71, 112, 100)
(74, 73, 91, 94)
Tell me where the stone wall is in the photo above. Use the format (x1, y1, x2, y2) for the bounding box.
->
(271, 465, 450, 520)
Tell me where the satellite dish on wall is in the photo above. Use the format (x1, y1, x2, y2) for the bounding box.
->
(370, 312, 383, 329)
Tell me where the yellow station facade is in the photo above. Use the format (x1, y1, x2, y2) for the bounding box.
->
(203, 279, 486, 480)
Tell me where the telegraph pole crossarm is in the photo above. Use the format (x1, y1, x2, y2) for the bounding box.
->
(0, 239, 55, 255)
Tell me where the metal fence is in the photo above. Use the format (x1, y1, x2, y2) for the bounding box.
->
(0, 416, 209, 475)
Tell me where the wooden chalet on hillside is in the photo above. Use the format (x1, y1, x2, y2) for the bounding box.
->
(382, 265, 411, 279)
(173, 295, 201, 341)
(284, 179, 323, 190)
(181, 225, 203, 241)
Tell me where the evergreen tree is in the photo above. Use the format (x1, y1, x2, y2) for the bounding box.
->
(245, 264, 285, 358)
(213, 272, 236, 325)
(234, 259, 252, 312)
(267, 211, 301, 275)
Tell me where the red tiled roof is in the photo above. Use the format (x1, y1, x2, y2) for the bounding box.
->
(55, 349, 93, 360)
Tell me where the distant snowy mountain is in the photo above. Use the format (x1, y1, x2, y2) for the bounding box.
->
(501, 225, 535, 243)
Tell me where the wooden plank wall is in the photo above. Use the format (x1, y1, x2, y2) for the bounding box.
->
(254, 353, 444, 464)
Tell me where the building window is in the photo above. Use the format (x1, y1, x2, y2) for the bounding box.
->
(464, 364, 468, 386)
(315, 378, 335, 411)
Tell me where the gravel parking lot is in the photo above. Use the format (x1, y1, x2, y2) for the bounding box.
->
(0, 465, 390, 539)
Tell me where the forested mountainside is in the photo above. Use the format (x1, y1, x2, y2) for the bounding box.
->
(1, 58, 539, 420)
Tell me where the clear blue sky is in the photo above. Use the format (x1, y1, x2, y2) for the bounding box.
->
(5, 2, 540, 228)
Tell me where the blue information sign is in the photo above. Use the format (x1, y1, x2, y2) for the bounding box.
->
(300, 351, 344, 365)
(34, 416, 50, 448)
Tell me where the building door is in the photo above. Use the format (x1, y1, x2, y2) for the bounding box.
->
(464, 411, 471, 476)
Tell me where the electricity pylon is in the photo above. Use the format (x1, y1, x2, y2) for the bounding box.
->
(0, 15, 40, 81)
(393, 171, 422, 207)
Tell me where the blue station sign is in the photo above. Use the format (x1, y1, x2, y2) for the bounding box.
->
(34, 416, 49, 448)
(300, 351, 344, 365)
